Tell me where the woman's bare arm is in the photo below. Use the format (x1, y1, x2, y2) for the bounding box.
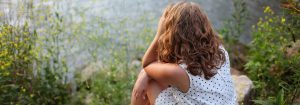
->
(141, 35, 159, 68)
(144, 62, 190, 93)
(142, 14, 166, 68)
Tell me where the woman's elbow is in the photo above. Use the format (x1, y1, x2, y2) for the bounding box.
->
(144, 68, 172, 81)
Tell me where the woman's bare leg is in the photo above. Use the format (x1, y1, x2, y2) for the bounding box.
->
(131, 91, 150, 105)
(146, 80, 168, 105)
(131, 77, 168, 105)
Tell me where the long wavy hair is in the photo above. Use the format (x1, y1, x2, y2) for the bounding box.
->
(157, 2, 225, 79)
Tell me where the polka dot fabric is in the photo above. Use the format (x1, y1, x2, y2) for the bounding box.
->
(155, 46, 237, 105)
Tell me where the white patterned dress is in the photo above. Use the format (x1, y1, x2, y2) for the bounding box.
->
(155, 47, 237, 105)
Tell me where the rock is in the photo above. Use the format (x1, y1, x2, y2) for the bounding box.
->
(286, 40, 300, 57)
(83, 93, 93, 105)
(268, 64, 283, 77)
(295, 96, 300, 104)
(232, 75, 253, 104)
(131, 60, 141, 67)
(81, 61, 102, 82)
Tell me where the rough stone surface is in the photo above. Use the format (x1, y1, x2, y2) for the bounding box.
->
(232, 75, 253, 104)
(81, 62, 102, 81)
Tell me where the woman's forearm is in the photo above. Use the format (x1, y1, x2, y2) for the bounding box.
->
(142, 17, 165, 68)
(141, 35, 159, 68)
(144, 62, 182, 88)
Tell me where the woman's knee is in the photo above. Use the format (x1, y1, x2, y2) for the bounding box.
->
(147, 80, 161, 105)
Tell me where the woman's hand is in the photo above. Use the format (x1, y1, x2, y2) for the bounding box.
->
(132, 69, 150, 101)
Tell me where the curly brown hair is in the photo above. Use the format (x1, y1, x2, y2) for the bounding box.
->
(157, 1, 225, 79)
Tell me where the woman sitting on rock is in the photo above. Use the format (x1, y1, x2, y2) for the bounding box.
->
(131, 1, 236, 105)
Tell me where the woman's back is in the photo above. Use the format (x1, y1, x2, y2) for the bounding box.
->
(131, 2, 237, 105)
(155, 46, 236, 105)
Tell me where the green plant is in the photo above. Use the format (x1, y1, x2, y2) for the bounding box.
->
(0, 23, 36, 104)
(0, 23, 72, 104)
(245, 5, 300, 104)
(0, 0, 157, 104)
(220, 0, 248, 42)
(72, 66, 137, 105)
(252, 89, 286, 105)
(0, 1, 74, 104)
(70, 16, 156, 104)
(219, 0, 249, 71)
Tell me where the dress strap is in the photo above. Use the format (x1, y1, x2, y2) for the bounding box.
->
(179, 63, 189, 74)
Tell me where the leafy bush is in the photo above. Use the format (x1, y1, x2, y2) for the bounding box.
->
(245, 5, 300, 104)
(0, 0, 157, 104)
(219, 0, 249, 71)
(70, 18, 155, 104)
(71, 65, 137, 105)
(0, 23, 72, 104)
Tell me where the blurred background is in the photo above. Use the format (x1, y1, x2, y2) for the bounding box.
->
(0, 0, 299, 104)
